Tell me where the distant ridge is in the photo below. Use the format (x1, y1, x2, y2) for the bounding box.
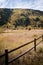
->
(0, 8, 43, 29)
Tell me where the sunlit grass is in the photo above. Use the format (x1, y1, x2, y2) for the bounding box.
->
(0, 29, 43, 65)
(0, 29, 43, 54)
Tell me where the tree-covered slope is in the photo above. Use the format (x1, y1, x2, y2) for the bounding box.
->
(0, 8, 12, 26)
(0, 8, 43, 29)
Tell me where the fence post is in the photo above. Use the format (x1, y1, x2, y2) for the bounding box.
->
(42, 35, 43, 42)
(34, 38, 36, 52)
(5, 49, 8, 65)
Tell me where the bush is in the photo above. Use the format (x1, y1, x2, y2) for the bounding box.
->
(28, 27, 31, 30)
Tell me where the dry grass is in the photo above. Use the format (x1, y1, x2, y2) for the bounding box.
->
(0, 29, 43, 65)
(0, 29, 43, 54)
(1, 48, 43, 65)
(12, 50, 43, 65)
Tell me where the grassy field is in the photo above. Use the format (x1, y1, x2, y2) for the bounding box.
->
(0, 29, 43, 54)
(0, 29, 43, 65)
(10, 48, 43, 65)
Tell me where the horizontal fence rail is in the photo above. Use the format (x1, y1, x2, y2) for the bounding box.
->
(0, 35, 43, 65)
(0, 53, 5, 58)
(8, 46, 34, 63)
(8, 40, 34, 53)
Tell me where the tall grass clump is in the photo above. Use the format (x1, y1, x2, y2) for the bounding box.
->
(9, 48, 43, 65)
(0, 48, 43, 65)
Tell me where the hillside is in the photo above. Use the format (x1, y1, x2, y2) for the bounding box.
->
(0, 8, 43, 29)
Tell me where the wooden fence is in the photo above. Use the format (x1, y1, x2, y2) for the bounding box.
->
(0, 35, 43, 65)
